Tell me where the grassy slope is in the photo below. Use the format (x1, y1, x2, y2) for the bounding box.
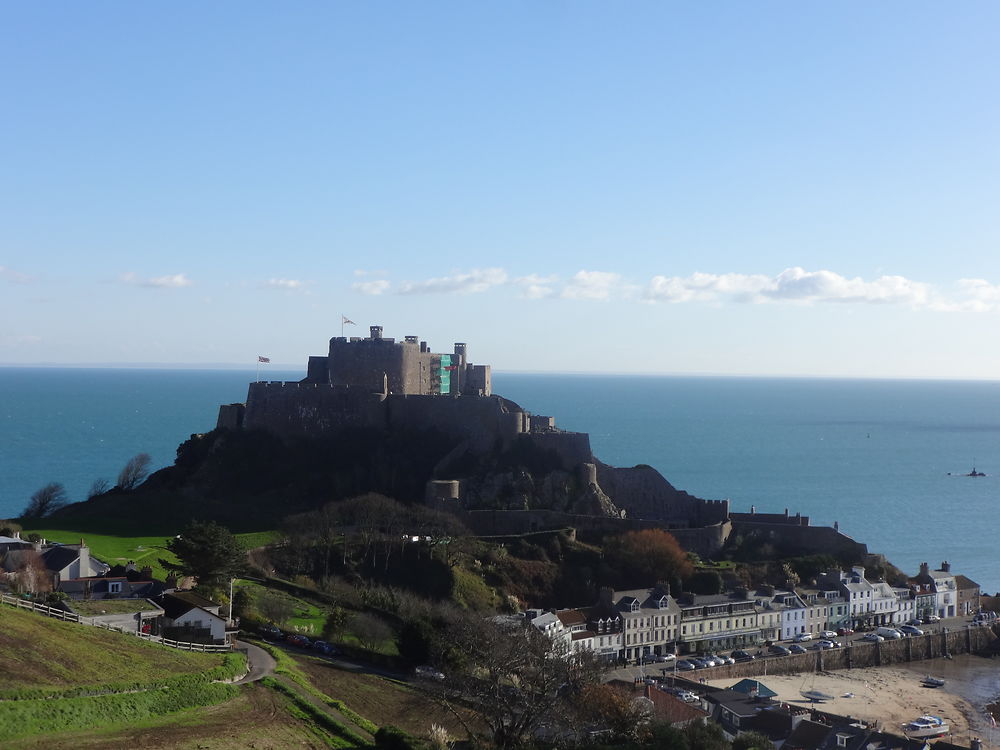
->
(19, 528, 280, 580)
(290, 650, 480, 741)
(10, 683, 328, 750)
(0, 605, 226, 689)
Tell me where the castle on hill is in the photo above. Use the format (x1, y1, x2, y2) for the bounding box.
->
(215, 326, 867, 561)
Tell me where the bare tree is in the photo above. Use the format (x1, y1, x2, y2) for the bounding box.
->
(14, 549, 52, 594)
(22, 482, 67, 518)
(87, 478, 111, 499)
(354, 612, 394, 651)
(117, 453, 152, 490)
(434, 614, 607, 750)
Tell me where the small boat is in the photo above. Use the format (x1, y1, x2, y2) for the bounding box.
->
(901, 715, 949, 738)
(920, 675, 945, 688)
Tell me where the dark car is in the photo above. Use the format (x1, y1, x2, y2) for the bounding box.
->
(286, 633, 312, 648)
(259, 624, 284, 641)
(789, 644, 807, 654)
(312, 640, 337, 656)
(675, 659, 697, 671)
(731, 649, 756, 662)
(768, 644, 791, 656)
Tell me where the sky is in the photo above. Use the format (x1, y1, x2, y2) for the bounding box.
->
(2, 3, 999, 378)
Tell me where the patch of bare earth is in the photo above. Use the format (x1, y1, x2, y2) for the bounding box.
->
(11, 684, 326, 750)
(295, 656, 482, 741)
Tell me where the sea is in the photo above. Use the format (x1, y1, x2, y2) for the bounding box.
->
(1, 367, 998, 594)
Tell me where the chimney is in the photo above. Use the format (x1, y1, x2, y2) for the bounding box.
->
(369, 325, 383, 340)
(971, 739, 983, 750)
(140, 565, 153, 580)
(78, 539, 90, 577)
(165, 573, 178, 589)
(919, 562, 929, 576)
(940, 561, 951, 573)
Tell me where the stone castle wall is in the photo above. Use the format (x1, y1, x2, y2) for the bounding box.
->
(239, 382, 524, 451)
(730, 518, 868, 560)
(455, 509, 731, 557)
(595, 462, 730, 526)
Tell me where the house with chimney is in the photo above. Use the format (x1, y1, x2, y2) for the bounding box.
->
(912, 562, 958, 619)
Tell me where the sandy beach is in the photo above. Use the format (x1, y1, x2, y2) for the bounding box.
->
(705, 660, 1000, 748)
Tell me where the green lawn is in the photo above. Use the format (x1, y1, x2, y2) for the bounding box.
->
(21, 529, 281, 581)
(69, 599, 162, 616)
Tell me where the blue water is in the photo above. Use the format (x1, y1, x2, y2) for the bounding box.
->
(1, 368, 997, 593)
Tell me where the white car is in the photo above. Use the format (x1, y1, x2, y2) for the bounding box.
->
(793, 632, 813, 642)
(655, 654, 676, 662)
(821, 630, 838, 639)
(860, 633, 884, 642)
(817, 639, 841, 649)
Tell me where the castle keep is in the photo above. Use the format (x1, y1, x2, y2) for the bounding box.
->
(306, 325, 492, 398)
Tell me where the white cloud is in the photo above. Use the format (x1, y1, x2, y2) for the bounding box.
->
(120, 272, 193, 288)
(0, 265, 31, 283)
(514, 273, 558, 299)
(261, 278, 309, 291)
(561, 270, 622, 300)
(353, 279, 391, 296)
(397, 267, 508, 295)
(645, 267, 933, 307)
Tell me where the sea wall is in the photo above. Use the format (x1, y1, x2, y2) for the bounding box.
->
(676, 627, 998, 681)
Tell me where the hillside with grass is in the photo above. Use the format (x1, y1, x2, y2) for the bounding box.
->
(0, 605, 245, 743)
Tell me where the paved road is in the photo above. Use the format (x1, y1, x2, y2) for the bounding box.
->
(234, 640, 277, 684)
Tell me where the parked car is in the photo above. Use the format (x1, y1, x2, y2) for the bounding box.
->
(675, 690, 699, 703)
(286, 633, 312, 648)
(689, 657, 710, 669)
(821, 630, 838, 639)
(906, 618, 923, 626)
(675, 659, 697, 671)
(876, 627, 903, 640)
(768, 644, 791, 656)
(731, 649, 756, 662)
(817, 639, 842, 649)
(899, 625, 924, 636)
(715, 653, 736, 665)
(259, 624, 284, 641)
(924, 614, 941, 623)
(414, 665, 446, 681)
(792, 632, 813, 642)
(789, 644, 808, 654)
(860, 633, 884, 642)
(655, 653, 676, 662)
(837, 627, 855, 636)
(312, 640, 337, 656)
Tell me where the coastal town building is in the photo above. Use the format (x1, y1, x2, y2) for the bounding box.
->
(677, 591, 761, 653)
(913, 562, 958, 619)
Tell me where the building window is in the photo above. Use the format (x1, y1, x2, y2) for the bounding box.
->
(109, 582, 122, 594)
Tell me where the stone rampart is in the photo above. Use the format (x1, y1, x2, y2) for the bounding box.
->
(595, 462, 730, 527)
(457, 510, 730, 557)
(730, 518, 868, 560)
(521, 432, 593, 473)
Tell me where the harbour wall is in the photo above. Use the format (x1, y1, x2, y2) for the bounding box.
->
(673, 627, 999, 681)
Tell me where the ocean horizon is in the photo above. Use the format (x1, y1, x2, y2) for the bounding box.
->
(1, 366, 998, 593)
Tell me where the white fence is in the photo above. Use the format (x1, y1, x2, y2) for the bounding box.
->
(0, 591, 232, 653)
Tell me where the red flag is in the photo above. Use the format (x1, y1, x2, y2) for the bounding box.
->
(258, 356, 271, 363)
(444, 365, 458, 371)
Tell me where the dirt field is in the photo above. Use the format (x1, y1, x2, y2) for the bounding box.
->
(10, 684, 326, 750)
